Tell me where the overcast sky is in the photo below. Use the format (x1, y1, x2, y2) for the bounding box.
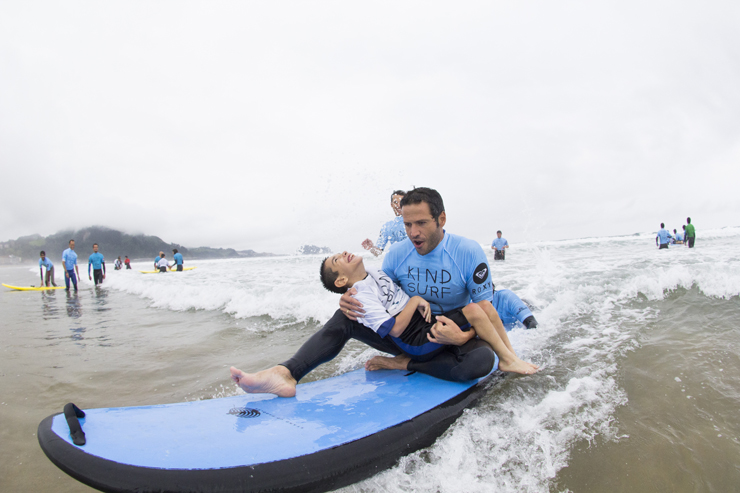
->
(1, 1, 738, 253)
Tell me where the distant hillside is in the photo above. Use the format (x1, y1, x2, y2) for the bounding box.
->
(0, 227, 280, 263)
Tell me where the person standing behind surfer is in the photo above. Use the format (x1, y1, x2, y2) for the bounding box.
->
(62, 240, 81, 291)
(156, 253, 170, 272)
(172, 249, 184, 272)
(39, 251, 57, 287)
(685, 217, 696, 248)
(231, 187, 521, 398)
(491, 230, 509, 260)
(88, 243, 106, 286)
(124, 256, 131, 269)
(362, 190, 407, 257)
(656, 223, 672, 249)
(154, 252, 163, 270)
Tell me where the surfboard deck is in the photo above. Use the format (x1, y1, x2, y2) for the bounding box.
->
(39, 363, 501, 493)
(2, 283, 65, 291)
(138, 266, 197, 274)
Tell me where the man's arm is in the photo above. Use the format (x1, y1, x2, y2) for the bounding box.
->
(102, 260, 106, 278)
(427, 316, 477, 345)
(361, 239, 383, 257)
(88, 258, 92, 279)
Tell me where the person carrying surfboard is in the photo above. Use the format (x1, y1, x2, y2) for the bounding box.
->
(62, 239, 80, 291)
(231, 187, 532, 398)
(39, 251, 57, 287)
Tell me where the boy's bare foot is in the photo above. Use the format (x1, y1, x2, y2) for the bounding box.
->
(365, 354, 411, 371)
(230, 366, 297, 397)
(498, 357, 539, 375)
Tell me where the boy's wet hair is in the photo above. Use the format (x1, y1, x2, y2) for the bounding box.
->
(399, 187, 445, 224)
(319, 257, 347, 294)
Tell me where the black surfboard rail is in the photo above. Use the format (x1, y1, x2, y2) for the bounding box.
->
(38, 374, 501, 493)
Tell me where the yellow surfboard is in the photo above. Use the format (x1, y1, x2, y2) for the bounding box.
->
(139, 267, 197, 274)
(2, 283, 66, 291)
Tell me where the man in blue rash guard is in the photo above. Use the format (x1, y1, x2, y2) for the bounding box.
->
(362, 190, 407, 257)
(154, 252, 162, 270)
(62, 239, 80, 291)
(88, 243, 106, 286)
(493, 289, 538, 329)
(491, 230, 509, 260)
(172, 249, 184, 271)
(231, 188, 526, 398)
(39, 251, 57, 287)
(656, 223, 672, 249)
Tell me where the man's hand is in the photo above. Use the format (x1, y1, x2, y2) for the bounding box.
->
(339, 288, 365, 321)
(427, 315, 476, 346)
(361, 239, 374, 250)
(89, 275, 92, 280)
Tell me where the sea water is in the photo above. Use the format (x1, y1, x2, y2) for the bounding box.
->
(1, 228, 739, 492)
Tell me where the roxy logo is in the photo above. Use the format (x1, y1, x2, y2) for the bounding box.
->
(473, 263, 489, 284)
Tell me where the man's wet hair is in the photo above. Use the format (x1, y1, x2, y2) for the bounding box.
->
(172, 248, 178, 254)
(391, 190, 406, 199)
(687, 217, 691, 224)
(497, 230, 502, 234)
(399, 187, 445, 223)
(660, 223, 665, 228)
(93, 243, 98, 247)
(319, 257, 347, 294)
(69, 239, 74, 244)
(40, 251, 45, 256)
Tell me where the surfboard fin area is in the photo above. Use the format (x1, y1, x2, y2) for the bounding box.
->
(38, 367, 501, 493)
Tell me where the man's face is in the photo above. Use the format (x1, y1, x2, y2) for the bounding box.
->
(93, 245, 99, 253)
(326, 252, 364, 282)
(497, 232, 502, 239)
(402, 202, 446, 256)
(40, 253, 46, 260)
(390, 194, 404, 216)
(69, 241, 75, 250)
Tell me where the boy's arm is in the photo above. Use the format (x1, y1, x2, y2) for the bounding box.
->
(388, 296, 427, 337)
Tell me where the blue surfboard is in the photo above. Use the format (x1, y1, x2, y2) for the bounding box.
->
(39, 362, 501, 493)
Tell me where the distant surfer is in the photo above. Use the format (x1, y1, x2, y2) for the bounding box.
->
(156, 253, 170, 272)
(672, 229, 684, 245)
(231, 187, 530, 398)
(685, 217, 696, 248)
(124, 256, 131, 269)
(362, 190, 407, 257)
(316, 251, 537, 374)
(493, 289, 538, 329)
(88, 243, 106, 286)
(491, 230, 509, 260)
(656, 223, 672, 249)
(154, 252, 163, 270)
(38, 251, 57, 287)
(62, 240, 80, 291)
(172, 249, 184, 272)
(114, 256, 123, 270)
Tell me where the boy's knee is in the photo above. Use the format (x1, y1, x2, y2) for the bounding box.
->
(463, 302, 485, 319)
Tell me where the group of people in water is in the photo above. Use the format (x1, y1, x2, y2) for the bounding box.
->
(656, 217, 697, 249)
(231, 187, 541, 398)
(153, 250, 185, 272)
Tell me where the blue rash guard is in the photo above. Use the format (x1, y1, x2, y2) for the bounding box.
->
(173, 252, 184, 265)
(656, 228, 672, 245)
(493, 289, 533, 328)
(491, 237, 509, 250)
(675, 231, 684, 242)
(88, 252, 105, 275)
(39, 257, 53, 270)
(382, 232, 493, 315)
(62, 248, 77, 269)
(376, 216, 408, 250)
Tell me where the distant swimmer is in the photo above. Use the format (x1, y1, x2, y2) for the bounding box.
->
(124, 256, 131, 269)
(685, 217, 696, 248)
(114, 256, 122, 270)
(156, 253, 170, 272)
(62, 239, 81, 291)
(656, 223, 672, 249)
(493, 288, 538, 329)
(88, 243, 106, 286)
(172, 249, 184, 272)
(39, 251, 57, 287)
(362, 190, 407, 257)
(672, 229, 684, 245)
(491, 230, 509, 260)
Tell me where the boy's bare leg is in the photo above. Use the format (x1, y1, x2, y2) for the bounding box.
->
(462, 304, 538, 375)
(478, 300, 516, 355)
(365, 354, 411, 371)
(230, 365, 297, 398)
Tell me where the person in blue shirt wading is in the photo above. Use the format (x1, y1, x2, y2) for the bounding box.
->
(230, 187, 531, 398)
(172, 249, 184, 271)
(39, 251, 57, 287)
(88, 243, 106, 286)
(62, 239, 81, 291)
(491, 230, 509, 260)
(362, 190, 408, 257)
(656, 223, 672, 249)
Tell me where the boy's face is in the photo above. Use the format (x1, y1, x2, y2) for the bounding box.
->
(326, 251, 364, 280)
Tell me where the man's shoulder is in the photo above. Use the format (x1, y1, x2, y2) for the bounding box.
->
(444, 233, 484, 254)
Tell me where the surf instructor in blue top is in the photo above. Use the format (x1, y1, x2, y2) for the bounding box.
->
(88, 243, 106, 286)
(231, 187, 523, 398)
(62, 239, 80, 291)
(172, 249, 184, 271)
(656, 223, 672, 249)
